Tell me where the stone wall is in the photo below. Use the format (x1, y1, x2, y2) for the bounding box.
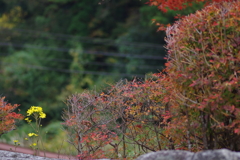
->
(136, 149, 240, 160)
(2, 149, 240, 160)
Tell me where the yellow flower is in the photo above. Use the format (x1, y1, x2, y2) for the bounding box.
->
(24, 117, 32, 123)
(26, 106, 46, 119)
(28, 133, 38, 137)
(32, 143, 37, 146)
(24, 138, 28, 140)
(13, 140, 18, 143)
(39, 112, 46, 119)
(26, 106, 43, 116)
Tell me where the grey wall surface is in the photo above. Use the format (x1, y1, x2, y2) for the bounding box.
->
(136, 149, 240, 160)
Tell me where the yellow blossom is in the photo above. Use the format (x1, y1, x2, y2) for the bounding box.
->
(26, 106, 46, 119)
(13, 140, 18, 143)
(32, 143, 37, 146)
(28, 133, 38, 137)
(27, 106, 43, 116)
(39, 112, 46, 118)
(25, 117, 32, 123)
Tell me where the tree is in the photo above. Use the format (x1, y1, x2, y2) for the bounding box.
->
(0, 0, 171, 121)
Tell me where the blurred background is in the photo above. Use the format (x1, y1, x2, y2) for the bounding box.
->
(0, 0, 202, 154)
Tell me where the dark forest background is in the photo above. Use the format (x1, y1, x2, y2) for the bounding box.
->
(0, 0, 202, 121)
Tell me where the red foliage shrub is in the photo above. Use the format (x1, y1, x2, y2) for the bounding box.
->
(62, 1, 240, 158)
(0, 97, 23, 136)
(162, 1, 240, 150)
(62, 91, 120, 159)
(148, 0, 235, 12)
(62, 79, 173, 159)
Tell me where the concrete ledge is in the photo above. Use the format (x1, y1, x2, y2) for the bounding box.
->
(136, 149, 240, 160)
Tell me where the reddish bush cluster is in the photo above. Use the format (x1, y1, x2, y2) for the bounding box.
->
(163, 0, 240, 150)
(62, 79, 168, 159)
(62, 0, 239, 159)
(0, 97, 23, 136)
(62, 90, 120, 159)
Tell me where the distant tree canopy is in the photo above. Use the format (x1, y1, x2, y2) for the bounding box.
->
(0, 0, 202, 120)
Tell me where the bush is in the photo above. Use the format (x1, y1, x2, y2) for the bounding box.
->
(62, 1, 240, 158)
(0, 97, 23, 137)
(62, 90, 120, 159)
(163, 1, 240, 150)
(62, 79, 171, 159)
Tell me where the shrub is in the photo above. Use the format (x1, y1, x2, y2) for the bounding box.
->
(0, 97, 23, 137)
(62, 0, 240, 158)
(162, 1, 240, 150)
(62, 78, 181, 158)
(62, 90, 120, 159)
